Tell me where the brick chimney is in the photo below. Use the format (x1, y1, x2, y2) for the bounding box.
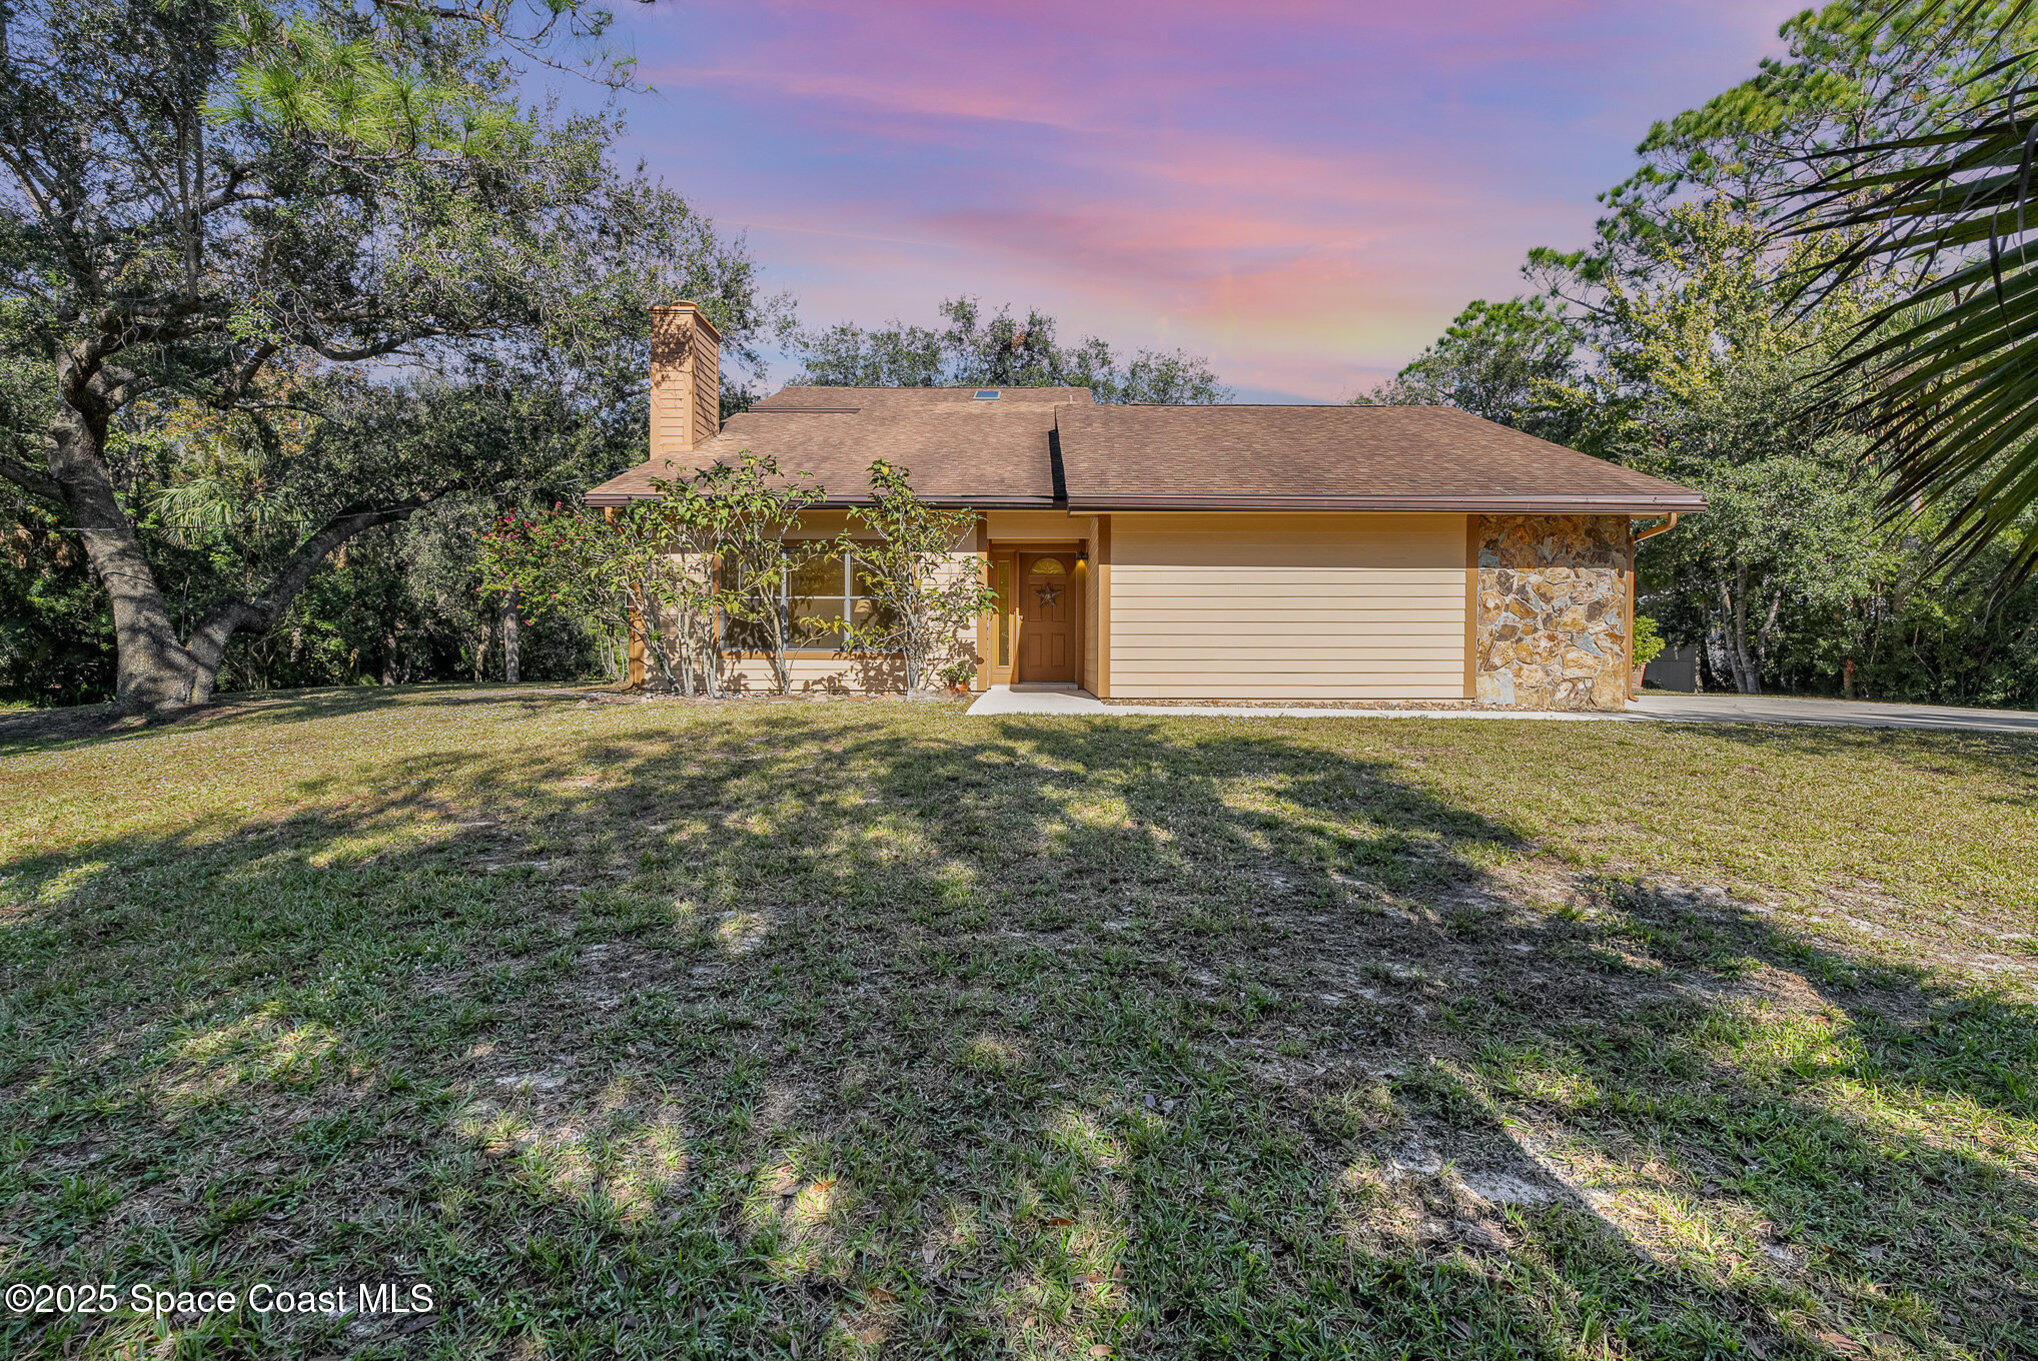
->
(650, 302, 722, 456)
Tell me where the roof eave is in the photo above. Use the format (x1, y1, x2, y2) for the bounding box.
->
(583, 491, 1064, 510)
(1064, 493, 1708, 514)
(588, 489, 1709, 513)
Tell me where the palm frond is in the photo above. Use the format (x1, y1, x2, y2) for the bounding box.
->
(1786, 74, 2038, 582)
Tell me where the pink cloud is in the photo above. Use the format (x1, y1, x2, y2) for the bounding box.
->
(611, 0, 1799, 399)
(666, 61, 1098, 134)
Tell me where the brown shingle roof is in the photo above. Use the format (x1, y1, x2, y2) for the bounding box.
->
(586, 387, 1706, 515)
(585, 387, 1077, 507)
(1054, 405, 1704, 513)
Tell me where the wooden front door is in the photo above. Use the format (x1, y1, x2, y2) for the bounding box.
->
(1017, 552, 1078, 683)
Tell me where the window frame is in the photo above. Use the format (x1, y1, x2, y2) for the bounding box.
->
(722, 541, 893, 655)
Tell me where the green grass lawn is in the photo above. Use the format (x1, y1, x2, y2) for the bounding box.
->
(1, 687, 2033, 1359)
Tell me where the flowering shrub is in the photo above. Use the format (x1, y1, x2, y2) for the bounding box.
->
(843, 460, 997, 692)
(484, 458, 994, 695)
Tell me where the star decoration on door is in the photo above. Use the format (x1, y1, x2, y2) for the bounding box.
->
(1034, 583, 1062, 606)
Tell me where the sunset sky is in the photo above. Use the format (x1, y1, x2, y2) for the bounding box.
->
(596, 1, 1801, 402)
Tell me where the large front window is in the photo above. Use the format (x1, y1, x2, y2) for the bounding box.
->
(724, 548, 896, 653)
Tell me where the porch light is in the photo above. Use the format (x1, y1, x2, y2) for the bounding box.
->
(1075, 547, 1089, 567)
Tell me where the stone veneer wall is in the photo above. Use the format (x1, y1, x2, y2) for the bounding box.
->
(1475, 514, 1633, 711)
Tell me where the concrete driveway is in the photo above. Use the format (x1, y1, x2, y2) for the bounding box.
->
(1629, 693, 2038, 735)
(966, 685, 2038, 735)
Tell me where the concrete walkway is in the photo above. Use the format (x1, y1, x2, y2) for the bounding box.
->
(964, 685, 2038, 735)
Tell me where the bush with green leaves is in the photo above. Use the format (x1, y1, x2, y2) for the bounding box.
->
(840, 461, 999, 693)
(481, 501, 696, 691)
(677, 454, 829, 695)
(488, 459, 998, 696)
(1632, 614, 1666, 670)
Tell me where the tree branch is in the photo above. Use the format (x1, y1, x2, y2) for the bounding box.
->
(303, 328, 448, 363)
(0, 451, 61, 503)
(215, 341, 280, 406)
(189, 499, 432, 656)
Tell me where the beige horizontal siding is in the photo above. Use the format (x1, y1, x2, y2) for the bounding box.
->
(720, 654, 907, 695)
(1110, 616, 1468, 635)
(1110, 653, 1462, 668)
(1113, 575, 1464, 592)
(1110, 684, 1460, 699)
(983, 509, 1086, 542)
(1107, 512, 1468, 700)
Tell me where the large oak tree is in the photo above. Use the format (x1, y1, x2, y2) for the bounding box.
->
(0, 0, 776, 707)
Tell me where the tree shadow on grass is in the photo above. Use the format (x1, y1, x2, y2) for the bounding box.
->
(0, 707, 2031, 1357)
(0, 683, 637, 758)
(1438, 872, 2037, 1357)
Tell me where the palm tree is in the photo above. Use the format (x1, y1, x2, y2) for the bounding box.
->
(1788, 1, 2038, 579)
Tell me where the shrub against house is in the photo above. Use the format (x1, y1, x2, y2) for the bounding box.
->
(483, 452, 996, 696)
(564, 303, 1704, 709)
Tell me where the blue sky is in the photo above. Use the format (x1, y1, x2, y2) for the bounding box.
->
(579, 1, 1801, 401)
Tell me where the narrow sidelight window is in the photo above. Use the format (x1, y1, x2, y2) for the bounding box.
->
(995, 559, 1012, 667)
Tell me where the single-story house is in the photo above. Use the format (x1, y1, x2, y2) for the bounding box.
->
(586, 303, 1705, 710)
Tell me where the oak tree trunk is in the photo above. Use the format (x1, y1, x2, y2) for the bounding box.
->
(30, 362, 427, 710)
(52, 408, 207, 707)
(500, 593, 520, 684)
(1718, 571, 1763, 695)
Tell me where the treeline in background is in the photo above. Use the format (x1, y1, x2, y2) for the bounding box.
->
(6, 0, 2038, 707)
